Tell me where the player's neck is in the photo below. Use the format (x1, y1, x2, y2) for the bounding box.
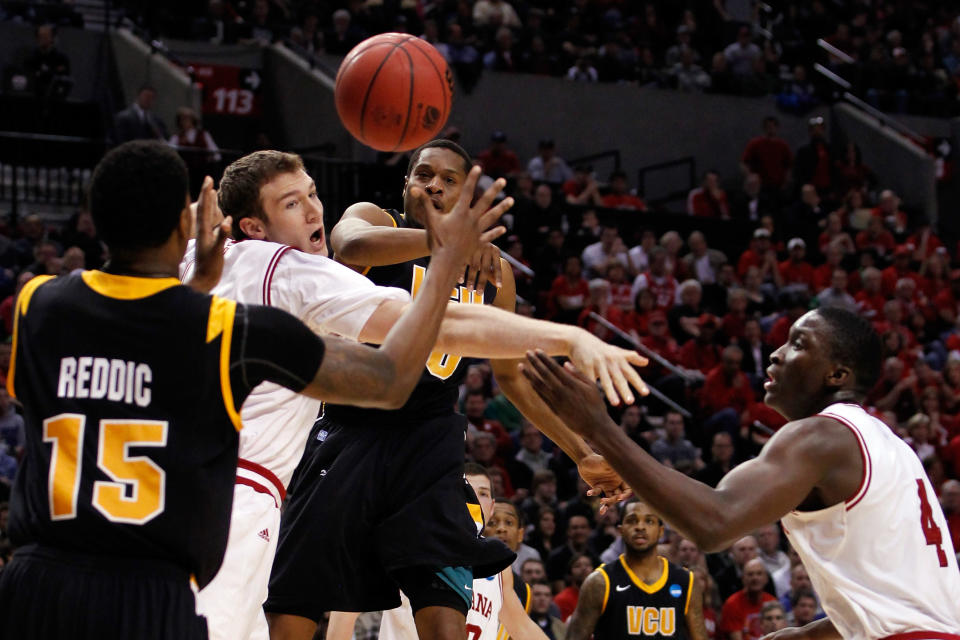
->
(102, 248, 180, 280)
(791, 390, 862, 421)
(624, 548, 661, 577)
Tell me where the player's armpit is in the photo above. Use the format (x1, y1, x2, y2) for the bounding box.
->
(564, 570, 608, 640)
(331, 202, 430, 268)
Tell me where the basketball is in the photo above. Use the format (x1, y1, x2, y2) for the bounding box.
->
(335, 33, 454, 152)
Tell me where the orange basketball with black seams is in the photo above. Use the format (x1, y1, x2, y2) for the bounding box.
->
(335, 33, 454, 152)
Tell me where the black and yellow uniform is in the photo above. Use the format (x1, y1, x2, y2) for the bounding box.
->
(593, 555, 694, 640)
(267, 209, 514, 620)
(0, 271, 326, 640)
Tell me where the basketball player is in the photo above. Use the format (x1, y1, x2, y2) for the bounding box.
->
(565, 500, 707, 640)
(520, 307, 960, 639)
(377, 466, 550, 640)
(0, 140, 494, 639)
(182, 149, 644, 640)
(263, 141, 644, 640)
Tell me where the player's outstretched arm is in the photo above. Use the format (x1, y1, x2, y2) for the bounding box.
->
(499, 570, 550, 640)
(564, 570, 606, 640)
(519, 351, 861, 552)
(762, 618, 841, 640)
(301, 167, 510, 408)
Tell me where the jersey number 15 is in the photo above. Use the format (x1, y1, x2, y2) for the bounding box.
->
(44, 413, 167, 525)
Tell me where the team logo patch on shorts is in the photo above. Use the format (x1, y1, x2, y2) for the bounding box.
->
(669, 584, 682, 598)
(316, 429, 328, 442)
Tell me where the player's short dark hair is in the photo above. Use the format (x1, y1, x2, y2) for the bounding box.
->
(618, 497, 663, 525)
(814, 307, 882, 394)
(464, 462, 490, 481)
(219, 150, 306, 241)
(406, 139, 472, 177)
(494, 499, 524, 524)
(89, 140, 189, 251)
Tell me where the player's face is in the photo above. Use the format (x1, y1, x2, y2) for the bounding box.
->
(257, 170, 327, 255)
(619, 503, 663, 554)
(764, 311, 838, 421)
(485, 503, 523, 550)
(403, 148, 467, 223)
(465, 473, 494, 525)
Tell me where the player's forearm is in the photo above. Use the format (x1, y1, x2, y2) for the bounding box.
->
(492, 359, 593, 461)
(590, 420, 733, 551)
(790, 618, 841, 640)
(333, 225, 429, 267)
(434, 304, 578, 358)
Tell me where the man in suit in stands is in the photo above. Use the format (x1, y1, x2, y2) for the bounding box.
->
(114, 85, 168, 143)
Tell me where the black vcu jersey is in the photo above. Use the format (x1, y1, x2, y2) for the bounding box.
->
(325, 208, 499, 423)
(2, 271, 325, 638)
(595, 556, 693, 639)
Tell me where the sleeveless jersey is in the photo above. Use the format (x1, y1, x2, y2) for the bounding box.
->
(594, 555, 693, 640)
(5, 272, 322, 587)
(326, 208, 499, 423)
(781, 402, 960, 640)
(180, 238, 409, 488)
(468, 571, 504, 640)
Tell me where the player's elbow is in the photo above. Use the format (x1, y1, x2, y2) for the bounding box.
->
(330, 232, 367, 263)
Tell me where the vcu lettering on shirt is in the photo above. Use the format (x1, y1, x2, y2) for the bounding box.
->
(626, 606, 676, 636)
(57, 357, 152, 407)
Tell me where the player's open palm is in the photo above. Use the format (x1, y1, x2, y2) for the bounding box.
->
(569, 331, 649, 406)
(415, 165, 512, 259)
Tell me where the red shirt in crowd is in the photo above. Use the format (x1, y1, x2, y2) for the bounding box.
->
(741, 136, 793, 189)
(855, 229, 896, 255)
(609, 282, 633, 311)
(721, 312, 747, 342)
(476, 149, 520, 177)
(855, 290, 887, 318)
(554, 585, 579, 621)
(700, 366, 755, 415)
(679, 341, 721, 375)
(880, 265, 922, 297)
(602, 193, 647, 211)
(720, 591, 778, 640)
(766, 316, 794, 348)
(778, 259, 815, 289)
(688, 188, 730, 218)
(641, 334, 680, 369)
(624, 310, 651, 337)
(548, 275, 589, 317)
(577, 305, 625, 341)
(737, 250, 764, 278)
(812, 264, 843, 292)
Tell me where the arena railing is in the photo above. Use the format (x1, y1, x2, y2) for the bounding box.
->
(636, 156, 697, 210)
(568, 150, 622, 175)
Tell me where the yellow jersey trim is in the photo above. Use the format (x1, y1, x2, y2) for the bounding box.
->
(468, 503, 483, 526)
(7, 275, 55, 399)
(619, 555, 669, 594)
(599, 566, 610, 614)
(81, 271, 180, 300)
(524, 582, 532, 614)
(685, 568, 694, 614)
(206, 296, 242, 431)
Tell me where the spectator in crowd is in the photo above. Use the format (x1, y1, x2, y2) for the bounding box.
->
(548, 255, 589, 324)
(527, 139, 573, 184)
(113, 85, 168, 143)
(464, 390, 513, 456)
(678, 314, 722, 375)
(668, 279, 705, 344)
(856, 215, 897, 257)
(723, 26, 763, 92)
(484, 27, 520, 71)
(754, 524, 790, 578)
(0, 387, 23, 461)
(779, 238, 815, 293)
(547, 516, 598, 589)
(631, 247, 677, 310)
(794, 116, 833, 194)
(553, 553, 594, 622)
(816, 269, 857, 312)
(779, 563, 815, 613)
(566, 56, 599, 83)
(672, 49, 712, 92)
(515, 421, 552, 474)
(469, 431, 518, 497)
(168, 107, 220, 198)
(581, 226, 629, 278)
(687, 170, 730, 218)
(522, 558, 548, 586)
(522, 472, 560, 538)
(855, 266, 886, 318)
(604, 261, 634, 312)
(562, 165, 603, 207)
(737, 229, 781, 289)
(759, 601, 789, 635)
(732, 173, 772, 221)
(650, 410, 702, 472)
(59, 209, 104, 269)
(694, 432, 736, 489)
(785, 186, 826, 241)
(23, 23, 70, 100)
(940, 479, 960, 552)
(324, 8, 364, 54)
(741, 116, 793, 194)
(241, 0, 279, 45)
(719, 557, 778, 640)
(477, 130, 521, 179)
(867, 356, 919, 423)
(627, 229, 658, 275)
(472, 0, 521, 29)
(789, 590, 820, 627)
(577, 279, 624, 340)
(683, 231, 727, 286)
(601, 171, 647, 211)
(529, 581, 568, 639)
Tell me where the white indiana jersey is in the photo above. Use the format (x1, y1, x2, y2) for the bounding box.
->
(378, 575, 505, 640)
(781, 402, 960, 640)
(180, 238, 409, 488)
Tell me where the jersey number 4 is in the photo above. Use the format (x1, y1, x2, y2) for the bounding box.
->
(916, 478, 949, 568)
(44, 413, 167, 525)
